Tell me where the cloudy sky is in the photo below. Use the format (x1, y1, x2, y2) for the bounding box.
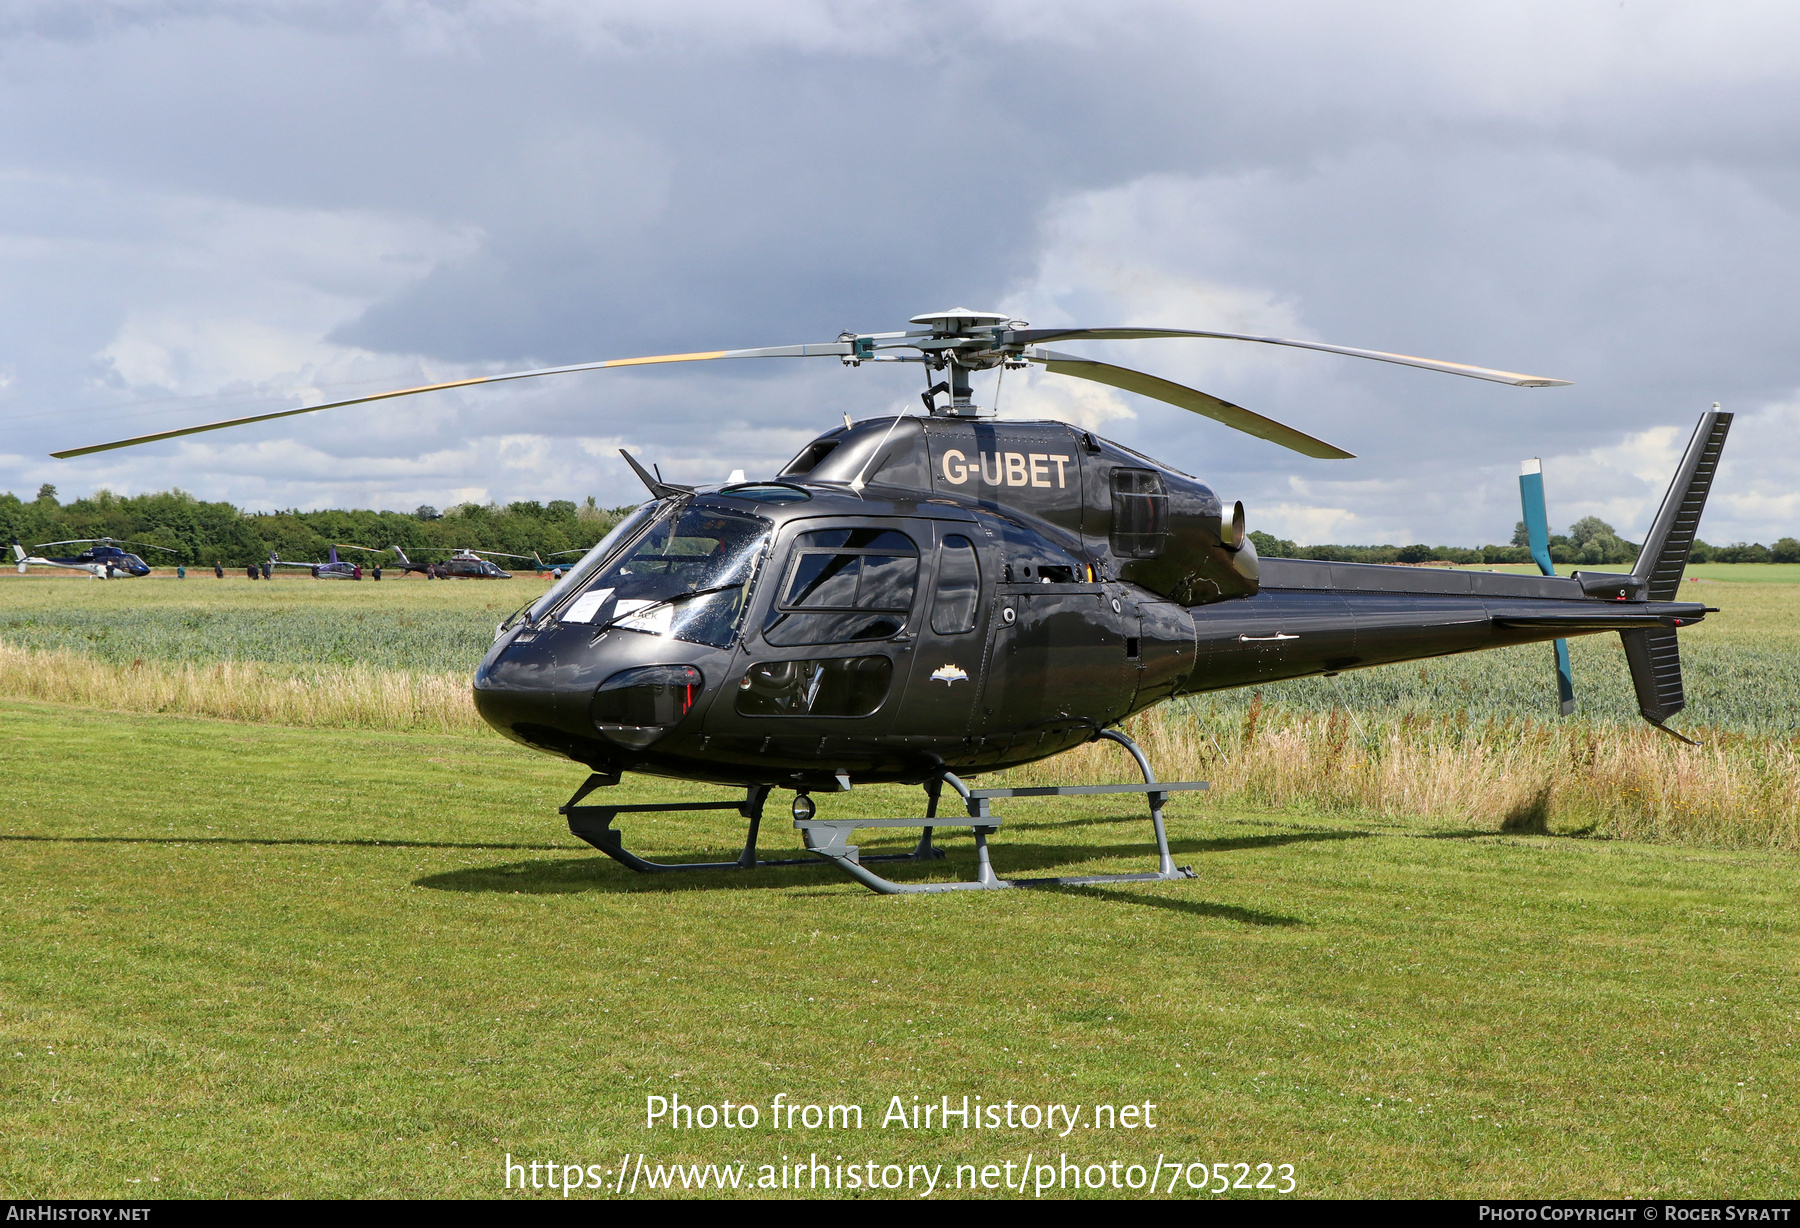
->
(3, 0, 1797, 546)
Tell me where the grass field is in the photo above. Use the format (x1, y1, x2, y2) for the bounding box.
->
(2, 567, 1797, 1198)
(2, 702, 1795, 1199)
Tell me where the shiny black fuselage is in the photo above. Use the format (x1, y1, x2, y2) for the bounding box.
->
(472, 418, 1705, 789)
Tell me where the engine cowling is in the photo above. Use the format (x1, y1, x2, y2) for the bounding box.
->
(1112, 472, 1258, 605)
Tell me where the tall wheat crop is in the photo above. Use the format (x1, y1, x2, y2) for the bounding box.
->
(3, 568, 1797, 848)
(0, 643, 480, 732)
(1008, 702, 1800, 850)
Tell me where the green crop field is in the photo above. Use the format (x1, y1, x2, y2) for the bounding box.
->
(1, 566, 1797, 1198)
(3, 564, 1797, 731)
(0, 570, 529, 674)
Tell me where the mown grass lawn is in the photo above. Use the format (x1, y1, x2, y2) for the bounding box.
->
(1, 700, 1794, 1199)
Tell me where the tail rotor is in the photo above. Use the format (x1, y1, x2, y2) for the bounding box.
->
(1519, 459, 1576, 716)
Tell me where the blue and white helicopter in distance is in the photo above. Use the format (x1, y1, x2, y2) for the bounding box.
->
(11, 537, 174, 578)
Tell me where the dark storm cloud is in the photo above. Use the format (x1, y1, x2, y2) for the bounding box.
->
(1, 1, 1796, 543)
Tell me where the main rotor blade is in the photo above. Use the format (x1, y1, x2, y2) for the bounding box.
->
(50, 341, 852, 459)
(1029, 350, 1355, 460)
(1008, 328, 1569, 387)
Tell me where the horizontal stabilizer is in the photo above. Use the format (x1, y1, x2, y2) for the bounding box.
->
(1494, 611, 1702, 632)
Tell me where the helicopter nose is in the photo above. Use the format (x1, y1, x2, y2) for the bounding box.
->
(472, 629, 710, 761)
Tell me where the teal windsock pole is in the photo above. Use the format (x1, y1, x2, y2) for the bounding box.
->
(1520, 458, 1576, 716)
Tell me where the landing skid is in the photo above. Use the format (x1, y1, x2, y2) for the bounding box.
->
(796, 730, 1205, 894)
(559, 729, 1205, 894)
(561, 778, 946, 874)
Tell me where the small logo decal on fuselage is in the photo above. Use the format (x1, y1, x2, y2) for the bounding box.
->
(930, 664, 969, 684)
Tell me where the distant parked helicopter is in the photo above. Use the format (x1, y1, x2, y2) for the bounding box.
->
(271, 543, 384, 580)
(540, 548, 586, 578)
(12, 538, 174, 578)
(51, 309, 1726, 895)
(389, 545, 534, 579)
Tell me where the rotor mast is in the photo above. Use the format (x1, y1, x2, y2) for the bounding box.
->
(884, 308, 1025, 418)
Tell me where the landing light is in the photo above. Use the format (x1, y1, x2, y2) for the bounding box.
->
(590, 665, 704, 749)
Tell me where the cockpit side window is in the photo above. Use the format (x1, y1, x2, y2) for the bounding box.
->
(1110, 468, 1169, 559)
(764, 527, 919, 647)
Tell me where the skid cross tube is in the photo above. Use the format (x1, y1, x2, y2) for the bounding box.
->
(560, 774, 946, 874)
(794, 728, 1206, 895)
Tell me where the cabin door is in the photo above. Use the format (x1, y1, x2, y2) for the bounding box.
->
(890, 523, 987, 741)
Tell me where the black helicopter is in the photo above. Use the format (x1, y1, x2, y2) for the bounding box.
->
(389, 545, 532, 579)
(11, 537, 174, 578)
(52, 309, 1725, 894)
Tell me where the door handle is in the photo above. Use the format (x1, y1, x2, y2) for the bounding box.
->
(1238, 633, 1298, 642)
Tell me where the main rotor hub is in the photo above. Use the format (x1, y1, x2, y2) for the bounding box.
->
(898, 308, 1030, 416)
(908, 307, 1014, 334)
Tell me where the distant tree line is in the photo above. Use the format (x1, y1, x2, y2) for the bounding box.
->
(0, 485, 637, 569)
(6, 487, 1796, 571)
(1250, 515, 1800, 567)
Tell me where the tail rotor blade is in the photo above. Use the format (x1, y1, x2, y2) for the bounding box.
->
(1520, 458, 1575, 715)
(1519, 460, 1555, 575)
(1030, 349, 1354, 460)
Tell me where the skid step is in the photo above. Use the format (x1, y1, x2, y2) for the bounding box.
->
(794, 730, 1206, 894)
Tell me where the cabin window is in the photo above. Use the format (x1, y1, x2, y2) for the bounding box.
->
(1110, 468, 1168, 558)
(735, 656, 894, 717)
(930, 534, 980, 635)
(764, 528, 919, 646)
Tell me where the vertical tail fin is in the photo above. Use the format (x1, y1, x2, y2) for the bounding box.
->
(1621, 407, 1732, 739)
(1632, 407, 1732, 601)
(392, 545, 410, 565)
(10, 542, 23, 562)
(1621, 628, 1689, 732)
